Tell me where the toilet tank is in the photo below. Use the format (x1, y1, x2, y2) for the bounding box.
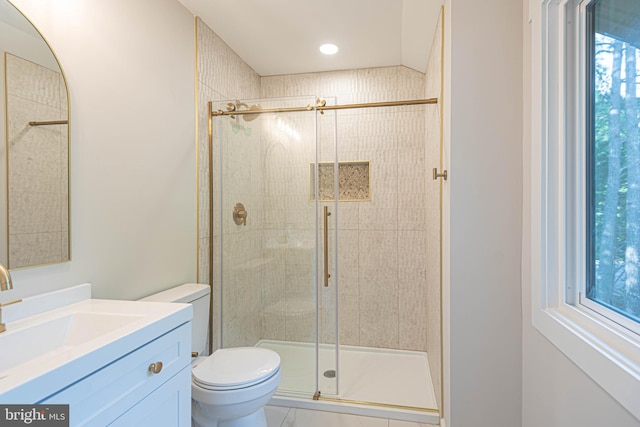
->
(140, 284, 211, 356)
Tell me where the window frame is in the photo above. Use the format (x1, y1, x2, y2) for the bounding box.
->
(531, 0, 640, 420)
(582, 0, 640, 340)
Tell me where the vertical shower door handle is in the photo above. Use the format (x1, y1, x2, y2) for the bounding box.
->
(324, 206, 331, 287)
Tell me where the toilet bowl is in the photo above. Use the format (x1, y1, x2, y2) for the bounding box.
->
(140, 284, 281, 427)
(192, 347, 281, 427)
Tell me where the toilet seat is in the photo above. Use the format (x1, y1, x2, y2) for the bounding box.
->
(192, 347, 280, 391)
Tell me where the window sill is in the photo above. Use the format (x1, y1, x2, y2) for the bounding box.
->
(532, 303, 640, 420)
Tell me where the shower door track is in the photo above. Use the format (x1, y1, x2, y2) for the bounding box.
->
(211, 97, 438, 117)
(314, 394, 439, 414)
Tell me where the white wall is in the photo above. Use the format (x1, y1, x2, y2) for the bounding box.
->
(5, 0, 196, 300)
(443, 0, 523, 425)
(521, 1, 640, 425)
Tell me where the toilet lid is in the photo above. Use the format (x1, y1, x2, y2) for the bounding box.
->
(192, 347, 280, 389)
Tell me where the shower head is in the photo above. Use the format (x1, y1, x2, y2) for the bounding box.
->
(225, 100, 262, 122)
(242, 104, 262, 122)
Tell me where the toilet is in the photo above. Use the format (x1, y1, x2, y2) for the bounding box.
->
(141, 284, 281, 427)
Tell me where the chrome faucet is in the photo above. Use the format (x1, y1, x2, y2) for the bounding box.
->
(0, 263, 20, 333)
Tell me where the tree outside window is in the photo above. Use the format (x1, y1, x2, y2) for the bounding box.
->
(588, 0, 640, 324)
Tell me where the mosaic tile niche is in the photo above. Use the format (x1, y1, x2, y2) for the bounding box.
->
(310, 161, 371, 202)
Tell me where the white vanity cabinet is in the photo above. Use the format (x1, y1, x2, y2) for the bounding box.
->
(0, 285, 193, 426)
(40, 322, 192, 426)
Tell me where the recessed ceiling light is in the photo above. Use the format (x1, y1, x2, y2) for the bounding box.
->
(319, 43, 339, 55)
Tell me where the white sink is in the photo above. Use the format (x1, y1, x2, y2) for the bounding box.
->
(0, 284, 192, 402)
(0, 311, 143, 373)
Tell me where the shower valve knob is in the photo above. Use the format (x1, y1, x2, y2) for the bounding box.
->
(233, 203, 247, 225)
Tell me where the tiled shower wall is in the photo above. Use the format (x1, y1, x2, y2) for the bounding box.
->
(259, 96, 320, 344)
(262, 67, 438, 352)
(196, 18, 262, 349)
(5, 53, 68, 268)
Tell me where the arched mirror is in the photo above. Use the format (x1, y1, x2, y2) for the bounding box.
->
(0, 0, 70, 269)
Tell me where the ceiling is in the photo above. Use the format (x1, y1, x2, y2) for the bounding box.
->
(1, 0, 40, 37)
(177, 0, 444, 76)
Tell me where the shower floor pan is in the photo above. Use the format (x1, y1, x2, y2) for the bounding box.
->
(257, 340, 439, 424)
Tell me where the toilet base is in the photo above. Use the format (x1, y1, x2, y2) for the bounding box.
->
(192, 404, 268, 427)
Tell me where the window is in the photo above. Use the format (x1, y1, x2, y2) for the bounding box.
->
(531, 0, 640, 420)
(586, 0, 640, 334)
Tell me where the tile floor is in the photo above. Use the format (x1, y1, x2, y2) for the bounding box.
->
(266, 406, 438, 427)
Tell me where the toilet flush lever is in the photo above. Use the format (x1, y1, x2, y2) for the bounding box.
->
(148, 361, 163, 374)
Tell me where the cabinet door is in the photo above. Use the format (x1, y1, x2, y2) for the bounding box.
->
(110, 366, 191, 427)
(40, 323, 191, 426)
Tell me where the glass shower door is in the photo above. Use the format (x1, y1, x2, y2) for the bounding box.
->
(213, 96, 338, 399)
(316, 98, 339, 398)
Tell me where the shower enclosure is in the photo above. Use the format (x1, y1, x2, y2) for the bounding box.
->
(207, 95, 440, 423)
(211, 96, 339, 398)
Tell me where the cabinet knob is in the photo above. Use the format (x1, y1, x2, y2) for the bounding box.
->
(148, 362, 163, 374)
